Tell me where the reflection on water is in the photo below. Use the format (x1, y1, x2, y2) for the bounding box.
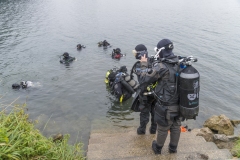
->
(107, 97, 134, 123)
(105, 84, 138, 128)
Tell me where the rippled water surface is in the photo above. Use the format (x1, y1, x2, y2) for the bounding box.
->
(1, 0, 240, 151)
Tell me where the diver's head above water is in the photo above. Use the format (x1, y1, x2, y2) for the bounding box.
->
(63, 52, 70, 58)
(12, 83, 20, 89)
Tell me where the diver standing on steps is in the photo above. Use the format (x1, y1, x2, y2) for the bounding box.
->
(150, 39, 182, 154)
(130, 44, 157, 135)
(150, 39, 200, 154)
(132, 39, 182, 154)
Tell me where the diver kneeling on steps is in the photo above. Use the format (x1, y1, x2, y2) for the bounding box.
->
(60, 52, 76, 64)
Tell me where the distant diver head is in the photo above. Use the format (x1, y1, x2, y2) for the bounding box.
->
(132, 44, 148, 60)
(12, 83, 20, 89)
(115, 48, 121, 54)
(63, 52, 69, 58)
(156, 39, 175, 58)
(77, 44, 82, 49)
(119, 66, 127, 73)
(103, 40, 108, 44)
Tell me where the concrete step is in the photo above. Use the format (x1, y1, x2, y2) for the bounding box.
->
(90, 127, 138, 135)
(88, 136, 206, 151)
(111, 149, 232, 160)
(87, 127, 232, 160)
(89, 132, 205, 145)
(87, 148, 231, 160)
(87, 142, 221, 159)
(90, 128, 200, 138)
(90, 127, 198, 135)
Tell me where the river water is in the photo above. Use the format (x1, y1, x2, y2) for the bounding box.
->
(1, 0, 240, 152)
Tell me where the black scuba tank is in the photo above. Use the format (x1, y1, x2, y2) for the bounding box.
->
(179, 65, 200, 120)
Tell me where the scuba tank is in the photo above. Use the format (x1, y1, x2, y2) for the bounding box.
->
(123, 73, 139, 91)
(105, 70, 111, 84)
(179, 65, 200, 120)
(113, 72, 135, 94)
(120, 75, 135, 94)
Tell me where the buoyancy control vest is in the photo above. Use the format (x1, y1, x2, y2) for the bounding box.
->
(154, 62, 179, 106)
(60, 57, 76, 64)
(153, 61, 180, 126)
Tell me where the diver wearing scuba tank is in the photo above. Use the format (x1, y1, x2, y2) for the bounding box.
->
(105, 66, 137, 102)
(131, 44, 157, 135)
(148, 41, 200, 155)
(98, 40, 110, 47)
(60, 52, 76, 64)
(147, 39, 200, 155)
(112, 48, 122, 60)
(12, 81, 41, 89)
(76, 44, 86, 50)
(135, 39, 182, 155)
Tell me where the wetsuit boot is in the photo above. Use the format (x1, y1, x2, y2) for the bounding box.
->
(137, 127, 145, 135)
(152, 140, 162, 154)
(149, 125, 157, 134)
(169, 144, 177, 153)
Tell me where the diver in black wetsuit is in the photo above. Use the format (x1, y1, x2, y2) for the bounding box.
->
(98, 40, 110, 47)
(112, 48, 122, 59)
(12, 81, 37, 89)
(131, 44, 157, 135)
(76, 44, 86, 50)
(60, 52, 76, 64)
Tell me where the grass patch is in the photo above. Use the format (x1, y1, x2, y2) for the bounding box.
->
(0, 105, 85, 160)
(232, 139, 240, 158)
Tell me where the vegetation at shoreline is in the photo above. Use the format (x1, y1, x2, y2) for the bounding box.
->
(0, 105, 85, 160)
(232, 139, 240, 158)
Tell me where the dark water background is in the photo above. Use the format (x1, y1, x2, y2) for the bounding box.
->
(1, 0, 240, 152)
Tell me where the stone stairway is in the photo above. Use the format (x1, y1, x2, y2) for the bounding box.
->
(87, 127, 232, 160)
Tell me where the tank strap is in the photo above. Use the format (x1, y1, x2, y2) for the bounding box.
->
(131, 81, 138, 88)
(164, 63, 177, 83)
(130, 61, 140, 78)
(153, 62, 180, 105)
